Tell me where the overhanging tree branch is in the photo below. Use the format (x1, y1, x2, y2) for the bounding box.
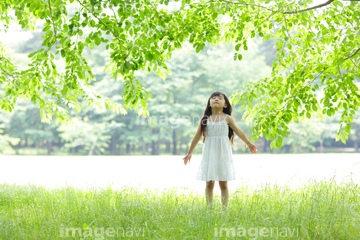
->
(344, 47, 360, 60)
(349, 59, 359, 70)
(47, 0, 58, 43)
(279, 66, 330, 113)
(75, 0, 126, 61)
(207, 0, 335, 14)
(0, 67, 17, 79)
(262, 46, 360, 119)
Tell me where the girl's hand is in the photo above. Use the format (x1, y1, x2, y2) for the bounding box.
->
(183, 153, 192, 165)
(247, 142, 258, 154)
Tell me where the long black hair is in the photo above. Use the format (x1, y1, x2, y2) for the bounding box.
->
(200, 91, 234, 147)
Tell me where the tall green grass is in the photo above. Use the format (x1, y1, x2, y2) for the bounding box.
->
(0, 179, 359, 239)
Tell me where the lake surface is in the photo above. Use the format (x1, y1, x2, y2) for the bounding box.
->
(1, 154, 359, 194)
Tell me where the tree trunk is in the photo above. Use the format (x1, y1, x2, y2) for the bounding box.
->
(151, 128, 160, 155)
(151, 142, 155, 155)
(319, 140, 324, 153)
(355, 138, 359, 152)
(126, 143, 131, 154)
(117, 140, 121, 155)
(88, 141, 97, 156)
(172, 94, 177, 155)
(263, 137, 267, 152)
(285, 144, 290, 153)
(172, 129, 177, 155)
(165, 140, 170, 153)
(35, 141, 39, 155)
(110, 136, 117, 155)
(9, 142, 20, 155)
(47, 141, 52, 155)
(156, 141, 160, 155)
(142, 139, 146, 155)
(292, 143, 297, 153)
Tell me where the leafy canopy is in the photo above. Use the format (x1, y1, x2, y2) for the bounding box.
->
(0, 0, 359, 149)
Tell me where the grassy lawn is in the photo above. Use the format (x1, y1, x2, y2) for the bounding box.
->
(0, 179, 359, 239)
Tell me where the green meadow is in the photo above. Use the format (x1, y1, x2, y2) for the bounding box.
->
(0, 178, 359, 239)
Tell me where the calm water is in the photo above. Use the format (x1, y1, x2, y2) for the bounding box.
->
(1, 154, 359, 194)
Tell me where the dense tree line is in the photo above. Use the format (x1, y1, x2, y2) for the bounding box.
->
(0, 0, 359, 155)
(1, 28, 359, 155)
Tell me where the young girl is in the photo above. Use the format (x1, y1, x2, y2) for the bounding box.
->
(183, 91, 258, 210)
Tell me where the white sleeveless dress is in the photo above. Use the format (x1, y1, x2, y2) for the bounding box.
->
(196, 114, 236, 181)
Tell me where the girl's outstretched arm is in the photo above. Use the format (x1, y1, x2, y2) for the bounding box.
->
(226, 115, 258, 154)
(183, 120, 202, 165)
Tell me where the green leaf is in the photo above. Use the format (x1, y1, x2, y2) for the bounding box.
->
(108, 63, 116, 74)
(340, 134, 346, 144)
(270, 140, 277, 149)
(345, 123, 351, 134)
(312, 104, 317, 111)
(189, 33, 195, 43)
(276, 136, 283, 148)
(89, 19, 95, 27)
(196, 46, 200, 53)
(326, 109, 331, 117)
(95, 37, 101, 46)
(146, 52, 153, 61)
(125, 20, 131, 31)
(62, 86, 68, 96)
(293, 115, 299, 123)
(78, 41, 84, 52)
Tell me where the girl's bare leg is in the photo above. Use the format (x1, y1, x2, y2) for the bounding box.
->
(219, 181, 229, 210)
(205, 180, 215, 208)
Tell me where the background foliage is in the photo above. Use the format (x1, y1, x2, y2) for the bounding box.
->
(0, 0, 359, 155)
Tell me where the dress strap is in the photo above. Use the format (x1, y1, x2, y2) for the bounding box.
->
(224, 114, 228, 120)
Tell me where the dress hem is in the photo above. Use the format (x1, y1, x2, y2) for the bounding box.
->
(196, 176, 236, 181)
(196, 179, 236, 181)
